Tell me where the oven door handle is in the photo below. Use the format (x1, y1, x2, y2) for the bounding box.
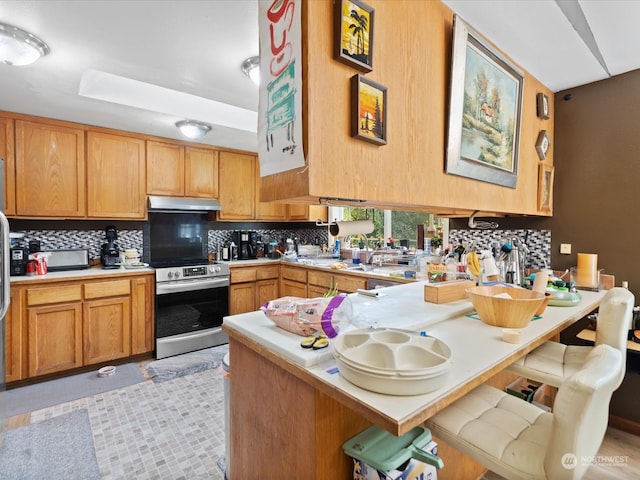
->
(156, 277, 230, 295)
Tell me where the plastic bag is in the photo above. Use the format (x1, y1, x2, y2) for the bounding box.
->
(261, 295, 353, 338)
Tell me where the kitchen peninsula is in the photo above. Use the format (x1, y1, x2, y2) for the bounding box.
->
(222, 282, 606, 479)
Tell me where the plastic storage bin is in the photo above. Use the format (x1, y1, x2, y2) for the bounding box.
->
(343, 425, 443, 480)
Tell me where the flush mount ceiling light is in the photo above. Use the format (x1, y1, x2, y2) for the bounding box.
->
(0, 22, 50, 66)
(241, 56, 260, 85)
(175, 119, 212, 140)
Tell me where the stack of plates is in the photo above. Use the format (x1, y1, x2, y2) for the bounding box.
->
(332, 328, 452, 396)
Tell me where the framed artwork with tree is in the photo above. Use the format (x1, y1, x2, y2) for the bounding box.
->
(334, 0, 374, 72)
(351, 74, 387, 145)
(445, 15, 524, 188)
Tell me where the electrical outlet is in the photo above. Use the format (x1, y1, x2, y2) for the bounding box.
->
(560, 243, 572, 255)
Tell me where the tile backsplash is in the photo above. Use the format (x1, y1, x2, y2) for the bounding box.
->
(10, 225, 329, 261)
(449, 228, 551, 270)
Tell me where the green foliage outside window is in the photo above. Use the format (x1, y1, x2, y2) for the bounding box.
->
(342, 208, 441, 249)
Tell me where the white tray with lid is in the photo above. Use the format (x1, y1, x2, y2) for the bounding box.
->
(332, 328, 453, 395)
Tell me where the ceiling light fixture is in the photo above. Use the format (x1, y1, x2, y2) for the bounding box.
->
(241, 56, 260, 86)
(175, 120, 212, 140)
(0, 22, 50, 66)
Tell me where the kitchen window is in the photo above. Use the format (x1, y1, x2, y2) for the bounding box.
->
(328, 207, 448, 250)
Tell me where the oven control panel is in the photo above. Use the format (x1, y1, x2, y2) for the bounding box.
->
(156, 263, 230, 283)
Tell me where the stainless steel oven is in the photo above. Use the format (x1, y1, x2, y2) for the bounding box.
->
(155, 263, 230, 359)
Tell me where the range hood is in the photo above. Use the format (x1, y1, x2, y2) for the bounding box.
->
(147, 195, 222, 212)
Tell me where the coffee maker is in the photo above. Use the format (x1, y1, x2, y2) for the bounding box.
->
(101, 225, 121, 269)
(234, 230, 258, 260)
(10, 247, 29, 276)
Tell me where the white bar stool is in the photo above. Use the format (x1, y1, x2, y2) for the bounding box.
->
(426, 344, 622, 480)
(508, 287, 634, 389)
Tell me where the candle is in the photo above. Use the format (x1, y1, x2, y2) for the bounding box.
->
(576, 253, 598, 288)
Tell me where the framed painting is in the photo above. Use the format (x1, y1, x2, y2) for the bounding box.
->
(537, 164, 554, 213)
(445, 15, 524, 189)
(351, 74, 387, 145)
(334, 0, 374, 72)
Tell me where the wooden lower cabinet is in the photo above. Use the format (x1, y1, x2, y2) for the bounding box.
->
(28, 302, 83, 377)
(307, 270, 367, 295)
(229, 264, 280, 315)
(280, 265, 308, 297)
(8, 272, 154, 382)
(83, 296, 131, 365)
(130, 276, 155, 355)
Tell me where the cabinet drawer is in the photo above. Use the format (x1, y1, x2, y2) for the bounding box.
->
(84, 279, 131, 299)
(336, 275, 367, 293)
(308, 271, 332, 288)
(231, 267, 257, 284)
(281, 266, 307, 283)
(257, 264, 279, 280)
(27, 284, 82, 306)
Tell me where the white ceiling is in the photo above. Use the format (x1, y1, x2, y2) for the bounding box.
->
(1, 0, 638, 153)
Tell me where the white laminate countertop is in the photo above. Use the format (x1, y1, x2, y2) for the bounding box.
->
(223, 282, 606, 433)
(10, 265, 155, 284)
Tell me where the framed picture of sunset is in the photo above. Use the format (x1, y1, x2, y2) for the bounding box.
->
(351, 74, 387, 145)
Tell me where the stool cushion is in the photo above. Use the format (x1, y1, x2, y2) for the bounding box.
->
(508, 342, 591, 387)
(428, 384, 552, 479)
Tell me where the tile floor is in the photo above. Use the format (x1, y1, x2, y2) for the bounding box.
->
(7, 360, 639, 480)
(13, 364, 226, 480)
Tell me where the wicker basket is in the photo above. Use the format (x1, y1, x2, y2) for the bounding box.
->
(466, 285, 546, 328)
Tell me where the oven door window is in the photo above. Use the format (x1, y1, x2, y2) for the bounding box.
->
(156, 286, 229, 339)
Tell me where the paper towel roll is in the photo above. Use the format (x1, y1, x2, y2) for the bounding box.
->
(329, 220, 374, 237)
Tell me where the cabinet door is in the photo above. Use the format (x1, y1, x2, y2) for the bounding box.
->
(15, 120, 86, 217)
(87, 131, 146, 219)
(256, 279, 279, 310)
(0, 117, 16, 215)
(131, 275, 154, 355)
(6, 287, 25, 382)
(185, 146, 219, 198)
(147, 140, 185, 196)
(83, 296, 131, 365)
(280, 280, 307, 298)
(28, 302, 83, 377)
(229, 283, 256, 315)
(307, 285, 328, 298)
(218, 151, 256, 220)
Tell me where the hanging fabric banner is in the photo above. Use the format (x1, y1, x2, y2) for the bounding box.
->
(257, 0, 306, 176)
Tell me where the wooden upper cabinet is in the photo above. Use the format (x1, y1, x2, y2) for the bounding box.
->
(185, 146, 219, 198)
(0, 117, 15, 215)
(87, 131, 146, 219)
(15, 120, 86, 217)
(147, 140, 185, 196)
(218, 151, 256, 220)
(256, 161, 286, 220)
(147, 141, 219, 199)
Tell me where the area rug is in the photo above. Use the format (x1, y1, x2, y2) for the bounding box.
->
(146, 344, 229, 383)
(6, 362, 145, 417)
(0, 409, 100, 480)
